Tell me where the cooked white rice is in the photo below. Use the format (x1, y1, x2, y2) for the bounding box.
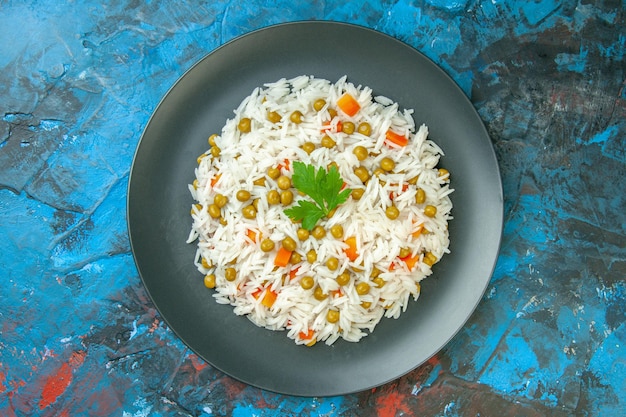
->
(187, 75, 453, 346)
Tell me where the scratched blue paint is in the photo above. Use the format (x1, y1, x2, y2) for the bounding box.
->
(0, 189, 76, 278)
(425, 0, 469, 12)
(383, 0, 465, 58)
(61, 254, 142, 339)
(477, 0, 501, 21)
(597, 33, 626, 60)
(25, 136, 122, 213)
(491, 253, 521, 282)
(380, 0, 473, 96)
(587, 320, 626, 415)
(505, 193, 556, 245)
(444, 285, 518, 380)
(555, 47, 588, 73)
(476, 326, 541, 395)
(0, 117, 65, 191)
(477, 320, 580, 407)
(519, 0, 561, 26)
(478, 0, 564, 38)
(220, 0, 326, 43)
(424, 363, 442, 387)
(232, 395, 343, 416)
(587, 125, 618, 146)
(580, 124, 625, 163)
(50, 177, 130, 270)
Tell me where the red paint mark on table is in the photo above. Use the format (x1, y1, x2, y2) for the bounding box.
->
(189, 354, 207, 372)
(369, 356, 444, 416)
(0, 367, 6, 394)
(374, 389, 412, 417)
(39, 351, 86, 410)
(254, 394, 280, 411)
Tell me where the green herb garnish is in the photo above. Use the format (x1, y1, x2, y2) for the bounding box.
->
(284, 161, 352, 230)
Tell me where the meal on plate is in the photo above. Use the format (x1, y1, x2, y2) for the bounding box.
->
(187, 75, 453, 346)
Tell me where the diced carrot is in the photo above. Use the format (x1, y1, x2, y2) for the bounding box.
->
(401, 254, 420, 271)
(299, 329, 317, 346)
(412, 223, 424, 239)
(332, 288, 343, 298)
(337, 93, 361, 116)
(210, 173, 221, 187)
(261, 290, 277, 308)
(252, 289, 278, 308)
(390, 184, 411, 200)
(299, 329, 315, 340)
(385, 130, 409, 147)
(298, 329, 317, 346)
(289, 266, 300, 280)
(321, 120, 342, 133)
(343, 236, 358, 262)
(277, 158, 290, 171)
(246, 229, 259, 243)
(274, 247, 293, 267)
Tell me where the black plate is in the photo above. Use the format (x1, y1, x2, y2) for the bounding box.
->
(128, 21, 503, 396)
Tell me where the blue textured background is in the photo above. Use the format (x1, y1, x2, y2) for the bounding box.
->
(1, 1, 624, 416)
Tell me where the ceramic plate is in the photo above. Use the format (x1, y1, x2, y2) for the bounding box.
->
(128, 21, 502, 396)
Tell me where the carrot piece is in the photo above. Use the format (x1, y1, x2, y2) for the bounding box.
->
(289, 266, 300, 280)
(274, 247, 293, 267)
(299, 329, 317, 346)
(337, 93, 360, 116)
(299, 329, 314, 340)
(401, 254, 420, 271)
(412, 223, 424, 239)
(246, 229, 259, 243)
(343, 237, 358, 262)
(252, 289, 278, 308)
(385, 130, 409, 147)
(390, 184, 410, 200)
(277, 158, 290, 171)
(261, 290, 278, 308)
(321, 120, 342, 133)
(210, 173, 221, 187)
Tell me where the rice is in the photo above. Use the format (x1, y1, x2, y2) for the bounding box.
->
(188, 75, 453, 346)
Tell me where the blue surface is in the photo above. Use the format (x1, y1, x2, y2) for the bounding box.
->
(1, 1, 625, 416)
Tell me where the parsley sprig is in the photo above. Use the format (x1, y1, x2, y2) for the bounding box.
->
(284, 161, 352, 230)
